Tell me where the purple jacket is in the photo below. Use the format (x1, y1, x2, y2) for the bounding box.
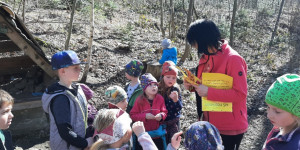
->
(263, 126, 300, 150)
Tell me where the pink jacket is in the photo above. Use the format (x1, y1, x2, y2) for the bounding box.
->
(130, 94, 168, 131)
(197, 40, 248, 131)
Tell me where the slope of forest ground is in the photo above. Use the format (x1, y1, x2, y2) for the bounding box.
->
(5, 0, 300, 150)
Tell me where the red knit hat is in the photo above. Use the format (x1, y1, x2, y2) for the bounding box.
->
(161, 61, 178, 76)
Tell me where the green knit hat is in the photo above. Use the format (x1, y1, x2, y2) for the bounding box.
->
(265, 74, 300, 118)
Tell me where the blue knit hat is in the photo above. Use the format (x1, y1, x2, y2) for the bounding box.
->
(140, 73, 157, 90)
(184, 121, 223, 150)
(125, 60, 144, 77)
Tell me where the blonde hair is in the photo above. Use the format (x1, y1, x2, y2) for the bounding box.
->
(93, 109, 116, 132)
(0, 89, 14, 109)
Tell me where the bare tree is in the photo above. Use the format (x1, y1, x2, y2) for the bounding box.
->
(179, 0, 194, 64)
(160, 0, 165, 37)
(268, 0, 285, 53)
(81, 0, 94, 82)
(65, 0, 77, 50)
(169, 0, 175, 39)
(229, 0, 238, 46)
(22, 0, 25, 22)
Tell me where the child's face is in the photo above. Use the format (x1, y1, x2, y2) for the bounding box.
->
(125, 73, 132, 80)
(267, 104, 297, 129)
(145, 83, 158, 96)
(0, 102, 13, 129)
(61, 65, 81, 81)
(163, 75, 177, 87)
(116, 99, 128, 111)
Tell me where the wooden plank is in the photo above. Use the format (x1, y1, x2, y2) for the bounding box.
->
(0, 40, 22, 53)
(0, 15, 56, 78)
(0, 55, 36, 75)
(13, 99, 42, 111)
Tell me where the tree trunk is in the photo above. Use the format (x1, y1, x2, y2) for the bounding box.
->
(65, 0, 77, 50)
(22, 0, 25, 22)
(227, 0, 231, 19)
(268, 0, 285, 53)
(182, 0, 187, 15)
(229, 0, 238, 46)
(160, 0, 165, 37)
(193, 3, 199, 19)
(179, 0, 194, 65)
(81, 0, 94, 82)
(145, 61, 162, 81)
(169, 0, 175, 39)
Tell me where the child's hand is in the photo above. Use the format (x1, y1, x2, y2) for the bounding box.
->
(146, 113, 155, 120)
(171, 131, 183, 149)
(169, 91, 179, 102)
(154, 113, 162, 121)
(132, 121, 145, 137)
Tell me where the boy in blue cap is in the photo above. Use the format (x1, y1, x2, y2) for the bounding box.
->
(42, 50, 93, 150)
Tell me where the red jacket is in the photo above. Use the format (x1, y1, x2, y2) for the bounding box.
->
(130, 94, 168, 131)
(197, 40, 248, 131)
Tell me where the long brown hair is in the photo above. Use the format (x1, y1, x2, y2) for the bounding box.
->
(158, 76, 180, 98)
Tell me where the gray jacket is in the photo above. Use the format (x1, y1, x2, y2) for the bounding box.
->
(42, 84, 88, 150)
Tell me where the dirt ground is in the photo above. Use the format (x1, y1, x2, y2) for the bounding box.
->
(7, 1, 300, 150)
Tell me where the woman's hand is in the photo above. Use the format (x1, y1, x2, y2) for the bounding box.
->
(132, 121, 145, 137)
(171, 131, 183, 149)
(146, 113, 155, 120)
(169, 91, 179, 102)
(183, 79, 193, 91)
(192, 84, 208, 97)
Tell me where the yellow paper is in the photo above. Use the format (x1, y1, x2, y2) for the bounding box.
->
(202, 73, 233, 112)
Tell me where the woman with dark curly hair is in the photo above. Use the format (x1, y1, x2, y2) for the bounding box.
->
(183, 19, 248, 150)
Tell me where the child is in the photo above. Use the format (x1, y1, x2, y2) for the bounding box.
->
(105, 85, 128, 111)
(158, 61, 182, 144)
(159, 38, 178, 65)
(0, 89, 14, 150)
(124, 60, 144, 113)
(130, 73, 168, 150)
(167, 121, 224, 150)
(80, 84, 97, 127)
(42, 50, 93, 150)
(92, 109, 132, 150)
(91, 111, 157, 150)
(263, 74, 300, 150)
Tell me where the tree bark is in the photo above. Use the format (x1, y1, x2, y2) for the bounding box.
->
(81, 0, 94, 82)
(65, 0, 77, 50)
(229, 0, 238, 46)
(169, 0, 175, 39)
(268, 0, 285, 53)
(22, 0, 25, 22)
(179, 0, 194, 65)
(160, 0, 165, 37)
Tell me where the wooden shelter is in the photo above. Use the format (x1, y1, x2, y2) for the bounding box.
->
(0, 2, 56, 135)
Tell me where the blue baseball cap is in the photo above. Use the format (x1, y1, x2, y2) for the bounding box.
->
(51, 50, 86, 70)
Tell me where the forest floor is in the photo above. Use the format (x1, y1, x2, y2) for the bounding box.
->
(9, 2, 300, 150)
